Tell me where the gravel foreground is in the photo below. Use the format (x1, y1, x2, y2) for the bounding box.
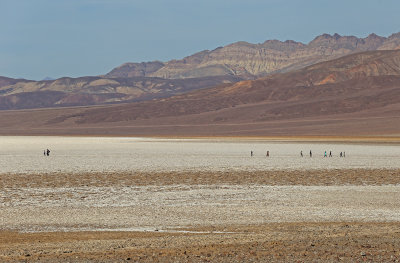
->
(1, 169, 400, 262)
(1, 223, 400, 262)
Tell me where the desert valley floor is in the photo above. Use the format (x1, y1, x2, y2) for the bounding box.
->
(0, 137, 400, 262)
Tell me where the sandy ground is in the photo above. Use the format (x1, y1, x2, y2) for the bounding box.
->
(1, 169, 399, 187)
(1, 223, 400, 262)
(1, 169, 400, 262)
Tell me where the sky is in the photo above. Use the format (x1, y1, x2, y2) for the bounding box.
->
(1, 0, 400, 80)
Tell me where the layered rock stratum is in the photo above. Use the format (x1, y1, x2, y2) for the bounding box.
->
(1, 49, 399, 136)
(1, 32, 400, 111)
(56, 49, 400, 122)
(107, 32, 400, 79)
(0, 75, 242, 110)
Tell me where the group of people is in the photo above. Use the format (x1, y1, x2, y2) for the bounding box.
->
(303, 150, 346, 158)
(43, 149, 50, 156)
(249, 150, 273, 157)
(300, 150, 313, 157)
(250, 150, 346, 158)
(322, 151, 345, 158)
(251, 150, 270, 157)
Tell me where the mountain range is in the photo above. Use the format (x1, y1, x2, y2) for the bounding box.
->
(106, 32, 400, 79)
(0, 32, 400, 136)
(1, 32, 400, 111)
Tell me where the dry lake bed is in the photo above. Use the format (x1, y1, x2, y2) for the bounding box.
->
(0, 136, 400, 174)
(1, 136, 400, 262)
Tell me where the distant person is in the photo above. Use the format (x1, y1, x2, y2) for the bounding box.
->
(329, 151, 332, 157)
(340, 152, 343, 158)
(310, 150, 312, 157)
(300, 151, 303, 157)
(344, 151, 346, 158)
(43, 150, 46, 156)
(324, 151, 327, 157)
(251, 151, 253, 157)
(46, 149, 50, 156)
(266, 151, 269, 157)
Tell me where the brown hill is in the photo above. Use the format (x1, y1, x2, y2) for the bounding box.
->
(2, 32, 400, 111)
(0, 76, 29, 89)
(105, 61, 165, 78)
(106, 33, 400, 79)
(1, 50, 399, 136)
(0, 75, 243, 110)
(58, 50, 400, 121)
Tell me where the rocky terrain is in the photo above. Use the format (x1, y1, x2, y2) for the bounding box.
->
(2, 49, 395, 136)
(106, 32, 400, 79)
(1, 32, 400, 111)
(1, 169, 400, 262)
(0, 75, 243, 110)
(0, 33, 400, 136)
(87, 50, 400, 122)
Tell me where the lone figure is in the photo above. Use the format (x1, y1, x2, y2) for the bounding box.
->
(46, 149, 50, 156)
(329, 151, 332, 157)
(266, 151, 269, 157)
(251, 151, 253, 157)
(310, 150, 312, 157)
(300, 151, 303, 157)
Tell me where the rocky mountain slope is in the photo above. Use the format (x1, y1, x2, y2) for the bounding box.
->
(0, 75, 242, 110)
(2, 49, 399, 136)
(106, 33, 400, 79)
(1, 32, 399, 111)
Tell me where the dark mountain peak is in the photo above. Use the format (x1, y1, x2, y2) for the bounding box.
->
(308, 33, 339, 46)
(167, 50, 211, 67)
(364, 33, 385, 42)
(367, 33, 379, 38)
(105, 61, 164, 78)
(320, 33, 332, 38)
(308, 32, 388, 51)
(309, 32, 346, 43)
(226, 41, 254, 48)
(388, 32, 400, 39)
(261, 39, 305, 51)
(0, 76, 19, 88)
(310, 32, 362, 43)
(284, 39, 302, 45)
(105, 32, 400, 80)
(320, 33, 337, 39)
(360, 33, 386, 50)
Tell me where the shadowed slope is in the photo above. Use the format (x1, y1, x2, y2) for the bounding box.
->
(0, 75, 243, 110)
(1, 50, 400, 136)
(2, 32, 400, 111)
(63, 50, 400, 122)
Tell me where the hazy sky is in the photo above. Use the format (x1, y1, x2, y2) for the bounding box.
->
(1, 0, 400, 80)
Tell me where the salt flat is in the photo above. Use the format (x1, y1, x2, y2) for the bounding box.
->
(0, 136, 399, 174)
(0, 137, 400, 261)
(1, 184, 400, 232)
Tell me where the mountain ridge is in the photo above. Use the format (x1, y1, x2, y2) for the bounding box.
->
(76, 49, 400, 123)
(106, 32, 400, 79)
(1, 49, 394, 136)
(1, 32, 400, 111)
(1, 49, 400, 136)
(0, 75, 243, 110)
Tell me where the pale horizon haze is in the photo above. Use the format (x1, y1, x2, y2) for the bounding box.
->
(1, 0, 400, 80)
